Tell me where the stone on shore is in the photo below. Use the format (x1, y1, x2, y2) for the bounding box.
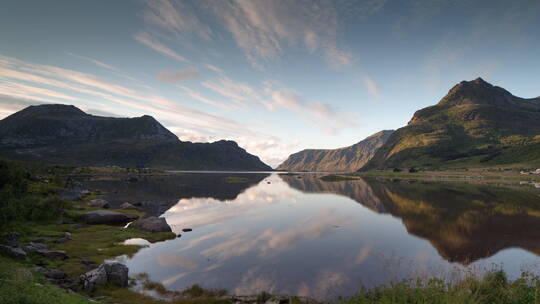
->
(25, 242, 48, 253)
(129, 216, 172, 233)
(36, 249, 69, 260)
(80, 262, 128, 292)
(88, 199, 110, 209)
(0, 245, 27, 260)
(79, 210, 138, 225)
(2, 232, 20, 247)
(120, 202, 137, 210)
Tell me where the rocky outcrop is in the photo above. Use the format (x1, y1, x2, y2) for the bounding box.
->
(80, 262, 128, 292)
(36, 249, 69, 260)
(79, 210, 139, 225)
(277, 130, 394, 172)
(129, 217, 172, 233)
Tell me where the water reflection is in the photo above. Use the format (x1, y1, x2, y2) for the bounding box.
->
(120, 173, 540, 300)
(280, 175, 540, 264)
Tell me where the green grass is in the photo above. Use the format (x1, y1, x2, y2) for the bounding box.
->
(0, 256, 96, 304)
(342, 270, 540, 304)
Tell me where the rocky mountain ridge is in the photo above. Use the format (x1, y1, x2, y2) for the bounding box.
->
(0, 104, 271, 170)
(277, 130, 393, 172)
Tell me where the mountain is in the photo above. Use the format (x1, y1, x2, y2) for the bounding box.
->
(0, 104, 272, 170)
(277, 130, 394, 172)
(364, 78, 540, 170)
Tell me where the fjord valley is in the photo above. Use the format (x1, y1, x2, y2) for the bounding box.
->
(2, 0, 540, 303)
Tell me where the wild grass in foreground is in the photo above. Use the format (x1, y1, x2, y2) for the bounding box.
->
(343, 270, 540, 304)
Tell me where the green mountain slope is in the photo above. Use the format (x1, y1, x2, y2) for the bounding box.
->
(0, 104, 271, 170)
(277, 130, 394, 172)
(363, 78, 540, 170)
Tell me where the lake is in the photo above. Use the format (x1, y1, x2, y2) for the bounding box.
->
(97, 173, 540, 300)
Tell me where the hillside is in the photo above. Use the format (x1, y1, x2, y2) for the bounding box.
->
(276, 130, 393, 172)
(0, 104, 272, 170)
(363, 78, 540, 170)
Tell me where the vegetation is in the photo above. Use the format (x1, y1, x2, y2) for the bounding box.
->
(343, 270, 540, 304)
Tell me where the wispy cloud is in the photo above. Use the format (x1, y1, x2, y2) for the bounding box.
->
(202, 77, 261, 105)
(0, 54, 292, 167)
(139, 0, 386, 70)
(156, 68, 199, 83)
(265, 87, 357, 134)
(179, 86, 231, 110)
(134, 31, 188, 62)
(362, 75, 380, 100)
(66, 52, 120, 72)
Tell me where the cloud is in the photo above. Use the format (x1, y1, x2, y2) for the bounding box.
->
(202, 77, 261, 105)
(266, 88, 357, 134)
(0, 54, 291, 166)
(156, 68, 199, 83)
(205, 64, 224, 74)
(362, 75, 380, 100)
(179, 86, 232, 110)
(143, 0, 212, 40)
(140, 0, 387, 69)
(134, 31, 188, 62)
(66, 52, 120, 72)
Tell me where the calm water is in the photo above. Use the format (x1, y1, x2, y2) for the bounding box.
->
(109, 173, 540, 300)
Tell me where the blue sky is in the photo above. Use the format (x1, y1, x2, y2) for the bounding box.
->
(1, 0, 539, 167)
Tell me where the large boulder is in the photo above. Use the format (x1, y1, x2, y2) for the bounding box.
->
(80, 262, 128, 292)
(59, 189, 83, 201)
(0, 245, 27, 260)
(80, 210, 138, 225)
(87, 199, 110, 209)
(103, 262, 129, 287)
(129, 217, 172, 233)
(80, 265, 108, 292)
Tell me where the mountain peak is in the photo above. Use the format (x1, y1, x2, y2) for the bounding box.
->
(14, 104, 87, 119)
(437, 77, 512, 107)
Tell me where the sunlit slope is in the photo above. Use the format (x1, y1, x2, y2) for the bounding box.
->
(363, 78, 540, 169)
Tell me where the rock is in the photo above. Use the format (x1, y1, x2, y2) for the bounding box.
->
(56, 232, 72, 244)
(182, 228, 193, 232)
(81, 189, 91, 196)
(25, 242, 48, 253)
(73, 224, 89, 229)
(80, 262, 128, 292)
(31, 237, 46, 243)
(120, 202, 137, 210)
(79, 210, 138, 225)
(80, 265, 108, 292)
(125, 176, 138, 182)
(32, 266, 48, 274)
(2, 232, 20, 247)
(36, 249, 68, 260)
(87, 199, 110, 209)
(129, 217, 172, 233)
(45, 269, 66, 280)
(0, 245, 27, 260)
(81, 258, 96, 265)
(59, 189, 83, 201)
(103, 262, 129, 287)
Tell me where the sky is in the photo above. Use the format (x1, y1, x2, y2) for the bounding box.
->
(1, 0, 539, 167)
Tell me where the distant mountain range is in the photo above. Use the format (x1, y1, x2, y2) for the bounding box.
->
(364, 78, 540, 170)
(277, 130, 394, 172)
(278, 78, 540, 172)
(0, 104, 271, 170)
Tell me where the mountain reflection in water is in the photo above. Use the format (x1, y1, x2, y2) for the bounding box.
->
(116, 173, 540, 300)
